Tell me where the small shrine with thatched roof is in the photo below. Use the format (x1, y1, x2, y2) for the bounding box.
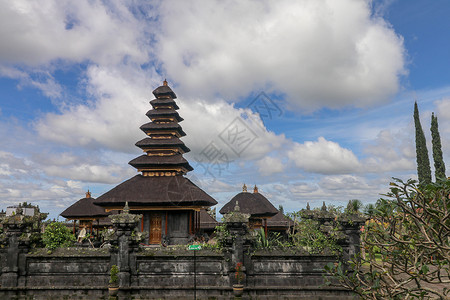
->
(60, 191, 110, 237)
(220, 184, 278, 236)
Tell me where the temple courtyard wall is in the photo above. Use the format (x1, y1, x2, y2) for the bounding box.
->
(0, 248, 354, 299)
(0, 208, 361, 299)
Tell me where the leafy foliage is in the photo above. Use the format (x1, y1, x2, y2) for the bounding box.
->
(213, 223, 231, 249)
(289, 215, 342, 255)
(42, 221, 75, 250)
(109, 264, 119, 285)
(326, 178, 450, 299)
(253, 227, 288, 250)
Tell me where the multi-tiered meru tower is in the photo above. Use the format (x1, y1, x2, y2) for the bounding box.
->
(95, 81, 217, 245)
(129, 80, 193, 176)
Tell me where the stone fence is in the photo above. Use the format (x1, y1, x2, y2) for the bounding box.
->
(0, 204, 363, 299)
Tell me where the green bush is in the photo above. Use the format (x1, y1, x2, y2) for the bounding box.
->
(42, 222, 75, 250)
(109, 265, 119, 285)
(290, 217, 341, 254)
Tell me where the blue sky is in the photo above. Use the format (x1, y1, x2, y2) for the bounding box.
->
(1, 0, 449, 220)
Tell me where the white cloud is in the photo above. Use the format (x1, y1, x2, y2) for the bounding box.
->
(0, 1, 148, 66)
(433, 98, 450, 168)
(42, 163, 132, 184)
(156, 0, 406, 110)
(181, 99, 287, 161)
(287, 137, 360, 174)
(289, 182, 319, 194)
(435, 98, 450, 121)
(35, 65, 155, 152)
(0, 151, 33, 178)
(0, 66, 63, 99)
(0, 0, 437, 220)
(362, 129, 415, 173)
(256, 156, 284, 176)
(319, 174, 370, 191)
(34, 65, 287, 162)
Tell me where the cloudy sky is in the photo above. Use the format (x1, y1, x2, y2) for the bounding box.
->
(1, 0, 449, 219)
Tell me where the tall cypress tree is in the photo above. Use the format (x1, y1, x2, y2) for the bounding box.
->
(431, 112, 446, 180)
(414, 102, 432, 184)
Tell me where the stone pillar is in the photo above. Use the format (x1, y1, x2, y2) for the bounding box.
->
(223, 201, 251, 286)
(1, 215, 31, 287)
(109, 202, 141, 288)
(337, 214, 365, 267)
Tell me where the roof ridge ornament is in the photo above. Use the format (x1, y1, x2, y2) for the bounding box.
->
(85, 190, 91, 198)
(123, 201, 130, 214)
(163, 79, 168, 86)
(234, 200, 240, 212)
(242, 183, 247, 192)
(253, 185, 258, 193)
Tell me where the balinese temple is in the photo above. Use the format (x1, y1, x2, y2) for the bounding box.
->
(94, 81, 217, 245)
(199, 209, 219, 237)
(266, 211, 295, 234)
(220, 184, 278, 236)
(60, 191, 110, 236)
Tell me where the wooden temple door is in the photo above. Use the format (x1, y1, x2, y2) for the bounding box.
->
(149, 213, 162, 244)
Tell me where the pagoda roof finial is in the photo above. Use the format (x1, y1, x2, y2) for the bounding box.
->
(85, 190, 91, 198)
(253, 185, 258, 193)
(242, 184, 247, 192)
(163, 79, 168, 86)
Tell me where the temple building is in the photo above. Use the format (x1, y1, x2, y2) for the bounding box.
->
(60, 191, 110, 237)
(220, 184, 278, 236)
(93, 81, 217, 245)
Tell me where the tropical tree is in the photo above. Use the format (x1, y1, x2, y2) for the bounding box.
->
(362, 203, 376, 218)
(325, 178, 450, 299)
(344, 199, 363, 215)
(414, 102, 432, 185)
(431, 112, 446, 180)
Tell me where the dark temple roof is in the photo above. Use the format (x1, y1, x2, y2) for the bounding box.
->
(220, 192, 278, 218)
(199, 209, 219, 230)
(60, 197, 108, 219)
(94, 175, 217, 207)
(140, 122, 186, 136)
(129, 154, 193, 171)
(146, 109, 183, 122)
(266, 211, 295, 229)
(153, 85, 177, 99)
(135, 137, 190, 153)
(150, 98, 179, 110)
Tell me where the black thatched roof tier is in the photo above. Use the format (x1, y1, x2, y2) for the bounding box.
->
(129, 154, 193, 171)
(150, 98, 179, 110)
(60, 197, 108, 219)
(146, 109, 183, 122)
(219, 192, 278, 218)
(199, 209, 219, 230)
(135, 137, 190, 153)
(140, 122, 186, 137)
(94, 175, 217, 207)
(267, 211, 294, 229)
(153, 84, 177, 99)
